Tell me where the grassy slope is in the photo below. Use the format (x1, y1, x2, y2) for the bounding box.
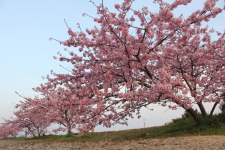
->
(3, 116, 225, 143)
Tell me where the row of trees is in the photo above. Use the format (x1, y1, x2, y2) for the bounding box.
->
(1, 0, 225, 139)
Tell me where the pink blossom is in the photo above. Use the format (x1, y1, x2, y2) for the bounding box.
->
(68, 28, 77, 37)
(114, 4, 120, 9)
(29, 0, 225, 134)
(130, 17, 135, 21)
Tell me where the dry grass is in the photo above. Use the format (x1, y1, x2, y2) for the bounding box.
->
(1, 135, 225, 150)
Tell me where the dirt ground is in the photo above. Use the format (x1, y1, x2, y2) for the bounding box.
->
(0, 135, 225, 150)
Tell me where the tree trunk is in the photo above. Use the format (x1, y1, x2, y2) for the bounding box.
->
(11, 134, 16, 138)
(210, 102, 218, 116)
(197, 102, 207, 116)
(67, 124, 72, 135)
(37, 127, 41, 137)
(186, 107, 200, 123)
(67, 130, 72, 135)
(222, 92, 225, 111)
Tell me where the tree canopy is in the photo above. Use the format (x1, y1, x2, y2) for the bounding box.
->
(1, 0, 224, 138)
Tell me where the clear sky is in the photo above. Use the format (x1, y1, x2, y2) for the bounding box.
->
(0, 0, 224, 134)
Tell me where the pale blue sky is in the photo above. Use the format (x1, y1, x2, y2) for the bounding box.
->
(0, 0, 224, 133)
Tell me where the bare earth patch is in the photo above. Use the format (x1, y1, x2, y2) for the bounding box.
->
(1, 135, 225, 150)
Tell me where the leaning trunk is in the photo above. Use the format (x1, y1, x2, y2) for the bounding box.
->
(186, 107, 200, 123)
(222, 93, 225, 111)
(210, 102, 218, 116)
(197, 102, 207, 117)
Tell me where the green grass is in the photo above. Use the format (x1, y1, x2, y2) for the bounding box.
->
(2, 114, 225, 142)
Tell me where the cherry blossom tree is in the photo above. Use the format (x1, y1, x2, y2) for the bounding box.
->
(47, 0, 225, 133)
(6, 98, 51, 137)
(34, 83, 90, 134)
(0, 121, 20, 139)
